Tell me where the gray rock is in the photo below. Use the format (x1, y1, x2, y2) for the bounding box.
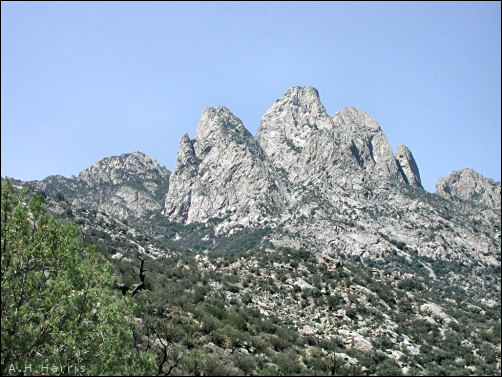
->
(28, 86, 500, 303)
(256, 88, 406, 186)
(164, 106, 285, 225)
(34, 151, 170, 219)
(256, 86, 334, 176)
(436, 168, 501, 208)
(160, 88, 499, 284)
(395, 145, 422, 188)
(331, 106, 403, 180)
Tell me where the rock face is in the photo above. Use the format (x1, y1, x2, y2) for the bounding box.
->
(78, 151, 167, 186)
(164, 107, 285, 225)
(330, 106, 403, 180)
(34, 152, 170, 219)
(159, 87, 499, 279)
(165, 87, 419, 226)
(436, 168, 501, 208)
(159, 87, 500, 297)
(27, 86, 500, 303)
(395, 145, 422, 188)
(255, 87, 404, 184)
(256, 86, 334, 176)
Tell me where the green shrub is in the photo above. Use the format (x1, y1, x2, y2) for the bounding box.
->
(1, 180, 155, 375)
(225, 314, 248, 332)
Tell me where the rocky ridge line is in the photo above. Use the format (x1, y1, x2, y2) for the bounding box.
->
(436, 167, 501, 208)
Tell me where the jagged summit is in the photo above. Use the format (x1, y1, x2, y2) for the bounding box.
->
(436, 167, 501, 208)
(257, 86, 332, 146)
(280, 86, 325, 109)
(196, 107, 246, 137)
(330, 106, 401, 180)
(395, 145, 422, 188)
(256, 87, 333, 176)
(77, 151, 168, 186)
(164, 104, 281, 224)
(160, 87, 497, 274)
(25, 85, 500, 267)
(24, 86, 501, 317)
(176, 134, 197, 167)
(333, 106, 381, 132)
(194, 106, 253, 156)
(164, 86, 432, 224)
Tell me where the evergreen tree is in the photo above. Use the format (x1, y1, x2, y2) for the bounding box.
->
(1, 180, 154, 375)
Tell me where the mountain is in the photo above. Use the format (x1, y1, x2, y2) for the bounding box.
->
(32, 151, 170, 219)
(25, 87, 500, 301)
(436, 167, 501, 209)
(164, 87, 424, 227)
(256, 88, 407, 185)
(164, 107, 284, 225)
(158, 87, 500, 302)
(8, 86, 501, 375)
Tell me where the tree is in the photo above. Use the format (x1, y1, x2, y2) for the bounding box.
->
(328, 353, 342, 375)
(1, 180, 154, 375)
(116, 255, 147, 296)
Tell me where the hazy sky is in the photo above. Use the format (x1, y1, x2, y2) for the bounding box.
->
(2, 1, 500, 192)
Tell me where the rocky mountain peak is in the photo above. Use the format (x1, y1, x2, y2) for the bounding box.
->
(395, 145, 422, 188)
(257, 86, 331, 138)
(333, 106, 381, 133)
(33, 152, 170, 220)
(164, 105, 281, 224)
(194, 107, 251, 147)
(164, 86, 433, 227)
(436, 168, 501, 208)
(329, 106, 403, 181)
(177, 133, 197, 167)
(256, 88, 414, 185)
(256, 87, 334, 174)
(281, 86, 324, 108)
(78, 151, 168, 186)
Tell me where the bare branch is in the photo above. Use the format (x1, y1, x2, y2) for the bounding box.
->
(116, 256, 147, 296)
(152, 328, 183, 376)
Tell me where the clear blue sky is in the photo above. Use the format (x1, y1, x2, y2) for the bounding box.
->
(2, 1, 500, 192)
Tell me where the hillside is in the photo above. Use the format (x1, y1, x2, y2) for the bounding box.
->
(5, 86, 500, 375)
